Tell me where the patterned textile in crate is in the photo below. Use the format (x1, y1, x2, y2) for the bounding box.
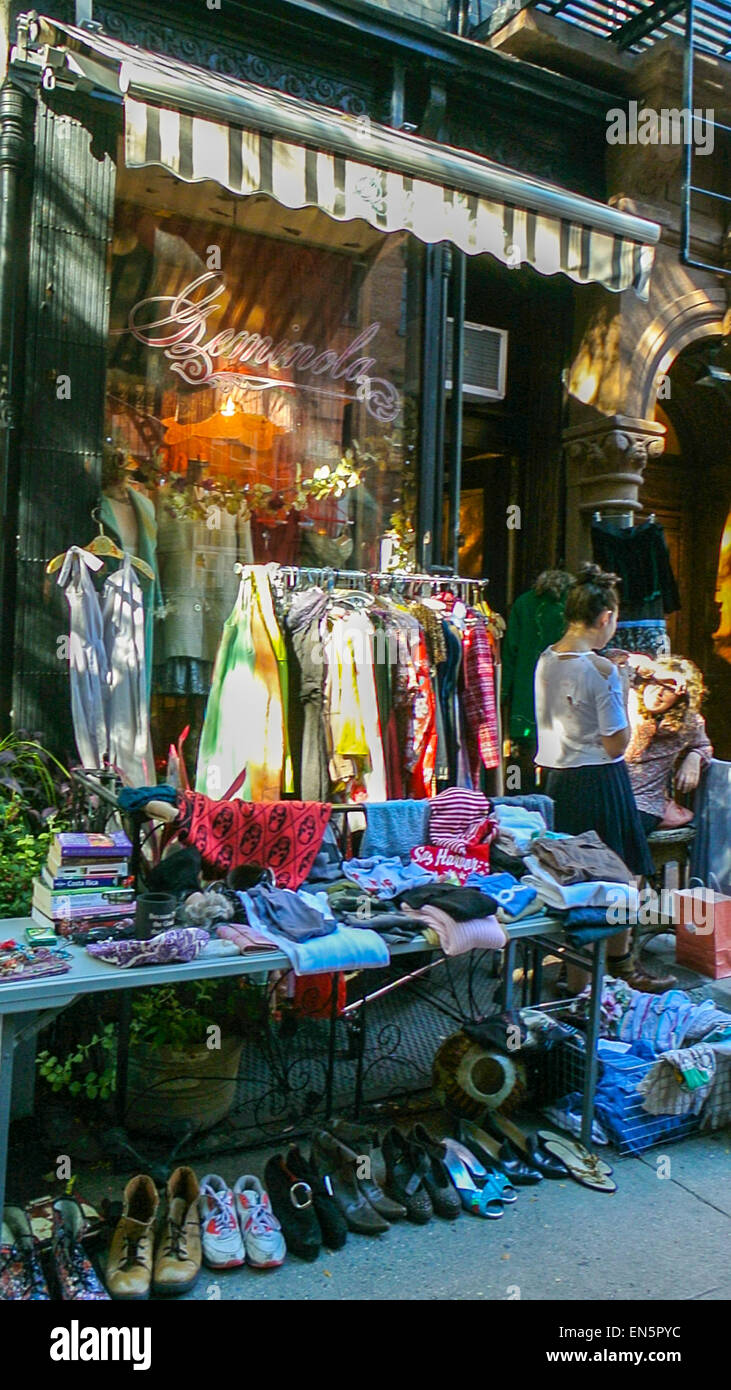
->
(594, 1042, 699, 1153)
(173, 793, 332, 888)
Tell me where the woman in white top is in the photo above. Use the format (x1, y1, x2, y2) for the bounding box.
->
(535, 564, 674, 993)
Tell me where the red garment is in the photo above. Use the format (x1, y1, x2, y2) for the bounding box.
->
(409, 632, 438, 799)
(385, 710, 404, 800)
(250, 509, 301, 565)
(173, 793, 331, 888)
(462, 619, 500, 779)
(292, 972, 346, 1020)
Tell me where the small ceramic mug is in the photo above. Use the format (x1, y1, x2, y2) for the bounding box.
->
(135, 892, 177, 940)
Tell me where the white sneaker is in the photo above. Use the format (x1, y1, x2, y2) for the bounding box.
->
(198, 1174, 246, 1269)
(233, 1176, 286, 1268)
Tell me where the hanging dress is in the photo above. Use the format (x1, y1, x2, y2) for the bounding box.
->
(195, 566, 287, 801)
(57, 546, 109, 770)
(102, 554, 156, 787)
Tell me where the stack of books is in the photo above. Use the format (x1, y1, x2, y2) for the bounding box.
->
(31, 831, 135, 931)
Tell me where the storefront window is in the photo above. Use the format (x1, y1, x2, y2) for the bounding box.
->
(103, 173, 422, 767)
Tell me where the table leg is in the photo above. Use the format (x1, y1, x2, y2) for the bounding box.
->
(0, 1013, 17, 1213)
(324, 973, 339, 1120)
(581, 938, 607, 1151)
(115, 992, 132, 1126)
(353, 994, 368, 1119)
(532, 947, 544, 1005)
(502, 940, 517, 1010)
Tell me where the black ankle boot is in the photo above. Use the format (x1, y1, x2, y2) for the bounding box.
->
(263, 1154, 321, 1262)
(285, 1145, 348, 1251)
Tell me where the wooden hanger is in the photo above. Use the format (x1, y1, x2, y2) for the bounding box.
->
(46, 522, 154, 582)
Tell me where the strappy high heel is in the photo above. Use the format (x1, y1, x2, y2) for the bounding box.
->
(443, 1136, 518, 1204)
(440, 1144, 504, 1219)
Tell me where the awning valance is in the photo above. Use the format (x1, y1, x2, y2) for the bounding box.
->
(14, 15, 661, 298)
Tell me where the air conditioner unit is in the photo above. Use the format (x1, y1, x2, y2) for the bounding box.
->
(445, 319, 508, 401)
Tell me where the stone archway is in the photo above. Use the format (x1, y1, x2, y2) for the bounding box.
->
(629, 287, 727, 419)
(562, 275, 728, 568)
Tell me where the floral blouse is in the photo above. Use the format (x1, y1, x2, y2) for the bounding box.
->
(625, 705, 713, 816)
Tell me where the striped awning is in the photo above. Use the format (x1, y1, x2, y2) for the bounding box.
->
(16, 16, 661, 298)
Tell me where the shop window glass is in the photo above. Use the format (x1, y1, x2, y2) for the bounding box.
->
(103, 177, 422, 767)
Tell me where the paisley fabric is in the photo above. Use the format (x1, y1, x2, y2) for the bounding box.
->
(173, 793, 331, 889)
(54, 1245, 109, 1300)
(86, 927, 209, 968)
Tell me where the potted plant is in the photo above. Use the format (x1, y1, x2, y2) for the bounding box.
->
(123, 979, 253, 1137)
(37, 977, 263, 1137)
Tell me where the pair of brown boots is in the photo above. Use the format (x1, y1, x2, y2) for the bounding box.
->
(106, 1168, 201, 1300)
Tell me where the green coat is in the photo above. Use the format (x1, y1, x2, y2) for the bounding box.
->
(502, 588, 566, 741)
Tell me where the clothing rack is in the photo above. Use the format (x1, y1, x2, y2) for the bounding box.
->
(261, 564, 492, 603)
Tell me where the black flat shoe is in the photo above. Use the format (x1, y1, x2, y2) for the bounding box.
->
(263, 1155, 321, 1261)
(328, 1121, 407, 1221)
(381, 1127, 433, 1225)
(481, 1112, 568, 1180)
(408, 1126, 462, 1219)
(285, 1146, 348, 1251)
(311, 1132, 390, 1236)
(457, 1119, 543, 1186)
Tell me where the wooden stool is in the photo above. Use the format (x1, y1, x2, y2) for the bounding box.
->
(637, 827, 696, 954)
(646, 827, 696, 892)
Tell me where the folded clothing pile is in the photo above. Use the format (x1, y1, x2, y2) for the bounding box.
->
(531, 830, 633, 885)
(522, 830, 636, 914)
(464, 871, 540, 923)
(490, 804, 547, 858)
(523, 860, 639, 912)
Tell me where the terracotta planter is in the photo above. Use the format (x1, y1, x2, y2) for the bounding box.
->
(125, 1035, 243, 1136)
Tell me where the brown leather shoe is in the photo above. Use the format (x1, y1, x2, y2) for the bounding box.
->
(152, 1167, 201, 1297)
(610, 957, 678, 994)
(106, 1175, 159, 1301)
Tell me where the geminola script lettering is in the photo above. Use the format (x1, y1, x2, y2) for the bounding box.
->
(118, 272, 400, 422)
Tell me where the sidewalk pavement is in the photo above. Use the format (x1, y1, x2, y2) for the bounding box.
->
(68, 1121, 730, 1302)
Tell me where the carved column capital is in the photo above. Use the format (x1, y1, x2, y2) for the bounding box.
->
(563, 414, 666, 569)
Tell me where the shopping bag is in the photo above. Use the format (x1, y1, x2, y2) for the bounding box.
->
(673, 877, 731, 979)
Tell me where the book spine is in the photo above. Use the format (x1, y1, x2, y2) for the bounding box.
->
(57, 850, 132, 862)
(55, 839, 132, 858)
(39, 902, 136, 921)
(47, 862, 128, 877)
(46, 877, 130, 891)
(36, 889, 135, 907)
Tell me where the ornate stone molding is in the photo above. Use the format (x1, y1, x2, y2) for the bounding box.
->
(563, 415, 666, 568)
(96, 4, 374, 116)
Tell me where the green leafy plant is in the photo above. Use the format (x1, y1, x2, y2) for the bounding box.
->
(36, 978, 263, 1108)
(37, 1022, 118, 1104)
(0, 734, 72, 919)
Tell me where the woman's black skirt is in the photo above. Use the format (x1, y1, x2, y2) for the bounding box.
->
(541, 761, 654, 878)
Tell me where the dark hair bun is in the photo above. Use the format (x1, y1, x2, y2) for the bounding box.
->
(575, 562, 620, 588)
(564, 563, 621, 626)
